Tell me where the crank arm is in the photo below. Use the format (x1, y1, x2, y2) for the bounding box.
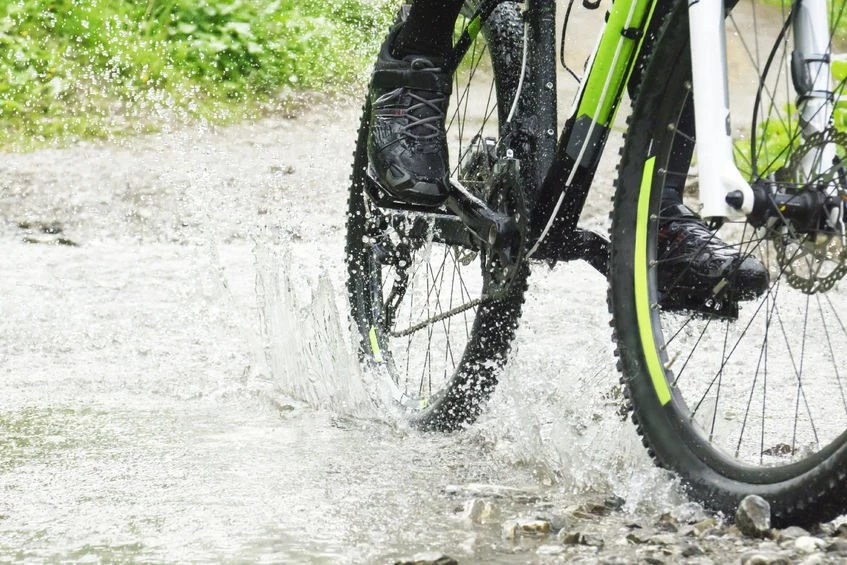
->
(445, 181, 517, 249)
(445, 156, 525, 275)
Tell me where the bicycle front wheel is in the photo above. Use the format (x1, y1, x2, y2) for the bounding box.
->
(612, 0, 847, 524)
(346, 2, 531, 430)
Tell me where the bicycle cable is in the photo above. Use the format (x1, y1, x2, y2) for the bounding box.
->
(506, 20, 530, 124)
(559, 0, 582, 83)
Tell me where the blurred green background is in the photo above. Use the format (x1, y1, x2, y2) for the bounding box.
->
(0, 0, 394, 149)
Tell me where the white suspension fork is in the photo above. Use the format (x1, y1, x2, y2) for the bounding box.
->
(688, 0, 754, 218)
(793, 0, 839, 228)
(795, 0, 833, 139)
(688, 0, 835, 221)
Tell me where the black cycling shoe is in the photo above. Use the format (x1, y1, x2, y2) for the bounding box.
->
(658, 204, 770, 306)
(367, 27, 452, 208)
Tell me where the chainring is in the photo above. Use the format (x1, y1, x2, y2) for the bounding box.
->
(460, 135, 528, 296)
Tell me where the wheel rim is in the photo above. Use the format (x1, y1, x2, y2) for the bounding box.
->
(642, 0, 847, 476)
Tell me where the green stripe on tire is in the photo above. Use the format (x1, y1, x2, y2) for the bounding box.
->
(635, 156, 671, 406)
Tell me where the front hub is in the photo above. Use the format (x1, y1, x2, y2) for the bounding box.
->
(739, 128, 847, 293)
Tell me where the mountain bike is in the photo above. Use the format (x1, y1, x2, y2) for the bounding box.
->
(345, 0, 847, 525)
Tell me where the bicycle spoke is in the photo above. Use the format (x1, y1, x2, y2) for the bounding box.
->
(611, 0, 847, 522)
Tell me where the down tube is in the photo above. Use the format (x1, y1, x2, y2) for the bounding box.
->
(530, 0, 657, 244)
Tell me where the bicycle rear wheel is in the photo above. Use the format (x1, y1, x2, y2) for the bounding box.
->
(611, 0, 847, 524)
(346, 2, 529, 430)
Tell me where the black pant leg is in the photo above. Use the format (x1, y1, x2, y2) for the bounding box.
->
(394, 0, 466, 58)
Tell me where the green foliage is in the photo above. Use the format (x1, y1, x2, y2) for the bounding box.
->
(734, 58, 847, 179)
(831, 59, 847, 133)
(734, 104, 799, 180)
(0, 0, 394, 149)
(832, 0, 847, 41)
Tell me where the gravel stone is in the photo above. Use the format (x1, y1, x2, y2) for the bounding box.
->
(604, 495, 626, 510)
(757, 541, 781, 552)
(582, 534, 605, 548)
(735, 495, 772, 538)
(794, 536, 826, 553)
(681, 544, 704, 557)
(566, 502, 611, 520)
(394, 552, 458, 565)
(827, 538, 847, 553)
(558, 530, 604, 547)
(502, 518, 551, 539)
(656, 513, 679, 532)
(799, 553, 825, 565)
(740, 552, 791, 565)
(648, 533, 677, 546)
(559, 530, 583, 544)
(462, 499, 497, 523)
(692, 517, 719, 538)
(774, 526, 810, 542)
(625, 531, 652, 544)
(532, 510, 572, 532)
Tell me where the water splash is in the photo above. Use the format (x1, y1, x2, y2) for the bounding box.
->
(471, 357, 685, 515)
(465, 263, 687, 515)
(253, 243, 379, 419)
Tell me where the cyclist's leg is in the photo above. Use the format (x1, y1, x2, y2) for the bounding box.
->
(394, 0, 465, 58)
(367, 0, 465, 207)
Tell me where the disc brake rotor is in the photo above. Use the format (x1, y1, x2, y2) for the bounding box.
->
(772, 129, 847, 294)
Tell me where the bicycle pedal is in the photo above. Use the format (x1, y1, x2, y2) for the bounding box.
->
(363, 171, 448, 214)
(659, 291, 739, 321)
(445, 178, 520, 247)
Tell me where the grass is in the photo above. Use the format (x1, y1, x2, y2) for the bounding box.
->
(732, 0, 847, 178)
(0, 0, 394, 150)
(5, 0, 845, 154)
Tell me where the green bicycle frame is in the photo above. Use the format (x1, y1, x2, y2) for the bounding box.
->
(523, 0, 660, 262)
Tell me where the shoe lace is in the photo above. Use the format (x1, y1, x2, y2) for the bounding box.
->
(401, 90, 447, 141)
(660, 217, 737, 261)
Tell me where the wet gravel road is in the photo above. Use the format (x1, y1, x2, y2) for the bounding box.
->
(2, 99, 847, 564)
